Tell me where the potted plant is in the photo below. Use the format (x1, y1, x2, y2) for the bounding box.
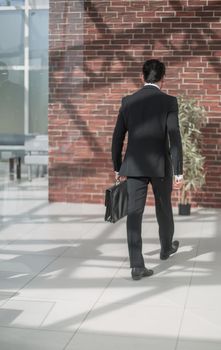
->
(177, 96, 206, 215)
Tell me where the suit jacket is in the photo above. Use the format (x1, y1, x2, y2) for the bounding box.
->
(112, 85, 183, 177)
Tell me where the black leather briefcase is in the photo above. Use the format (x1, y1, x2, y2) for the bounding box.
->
(104, 180, 128, 223)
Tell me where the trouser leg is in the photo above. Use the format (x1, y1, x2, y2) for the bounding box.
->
(150, 177, 174, 252)
(126, 177, 148, 268)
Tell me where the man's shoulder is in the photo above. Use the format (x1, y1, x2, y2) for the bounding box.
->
(121, 87, 147, 105)
(160, 92, 178, 111)
(157, 89, 177, 101)
(122, 88, 177, 105)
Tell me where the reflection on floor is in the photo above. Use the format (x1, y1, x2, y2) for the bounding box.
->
(0, 171, 221, 349)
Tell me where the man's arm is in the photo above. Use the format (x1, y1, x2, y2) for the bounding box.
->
(111, 98, 127, 173)
(167, 97, 183, 176)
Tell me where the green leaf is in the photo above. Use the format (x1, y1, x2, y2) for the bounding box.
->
(178, 95, 206, 203)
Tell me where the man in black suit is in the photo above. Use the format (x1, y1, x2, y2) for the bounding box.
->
(112, 59, 183, 280)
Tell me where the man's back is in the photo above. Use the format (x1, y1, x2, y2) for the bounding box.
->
(112, 85, 182, 177)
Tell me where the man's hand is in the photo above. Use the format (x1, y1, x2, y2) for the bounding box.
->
(173, 175, 184, 190)
(115, 171, 120, 181)
(115, 172, 126, 182)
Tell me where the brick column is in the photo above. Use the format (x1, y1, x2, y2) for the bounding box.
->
(49, 0, 85, 201)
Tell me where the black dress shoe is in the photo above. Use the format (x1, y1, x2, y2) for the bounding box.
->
(160, 240, 179, 260)
(131, 267, 154, 280)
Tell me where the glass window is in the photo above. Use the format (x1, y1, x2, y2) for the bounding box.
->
(29, 10, 48, 68)
(0, 69, 24, 134)
(0, 3, 48, 136)
(29, 0, 49, 7)
(0, 0, 24, 6)
(29, 69, 48, 133)
(0, 11, 24, 66)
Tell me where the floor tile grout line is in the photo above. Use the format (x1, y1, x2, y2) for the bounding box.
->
(0, 201, 50, 234)
(0, 216, 125, 334)
(62, 258, 127, 350)
(0, 238, 80, 302)
(174, 220, 204, 350)
(89, 257, 127, 308)
(39, 301, 57, 328)
(0, 223, 102, 257)
(0, 227, 98, 256)
(0, 294, 15, 308)
(1, 253, 66, 303)
(0, 251, 126, 344)
(0, 323, 74, 335)
(0, 220, 45, 248)
(80, 222, 101, 239)
(0, 220, 97, 243)
(35, 242, 89, 329)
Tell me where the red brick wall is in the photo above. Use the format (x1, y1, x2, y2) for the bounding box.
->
(49, 0, 221, 208)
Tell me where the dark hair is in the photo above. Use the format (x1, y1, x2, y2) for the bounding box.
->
(142, 59, 165, 83)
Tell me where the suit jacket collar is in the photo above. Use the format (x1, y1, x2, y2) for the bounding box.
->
(143, 85, 160, 90)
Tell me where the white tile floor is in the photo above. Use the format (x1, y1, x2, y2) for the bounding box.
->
(0, 171, 221, 349)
